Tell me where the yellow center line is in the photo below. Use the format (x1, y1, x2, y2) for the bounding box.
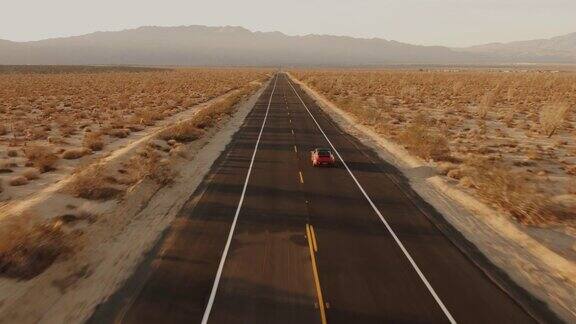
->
(299, 171, 304, 184)
(306, 224, 327, 324)
(294, 145, 298, 153)
(289, 119, 292, 124)
(291, 129, 295, 135)
(310, 224, 318, 252)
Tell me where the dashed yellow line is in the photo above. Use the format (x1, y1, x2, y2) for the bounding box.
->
(289, 119, 292, 124)
(294, 145, 298, 153)
(299, 171, 304, 184)
(291, 129, 295, 135)
(306, 224, 327, 324)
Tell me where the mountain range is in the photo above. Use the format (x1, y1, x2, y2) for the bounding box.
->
(0, 25, 575, 66)
(459, 32, 576, 63)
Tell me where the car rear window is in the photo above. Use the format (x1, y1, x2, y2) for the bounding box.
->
(318, 150, 331, 157)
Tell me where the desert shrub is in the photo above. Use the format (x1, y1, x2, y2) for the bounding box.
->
(465, 159, 555, 224)
(160, 86, 250, 142)
(83, 132, 104, 151)
(62, 148, 91, 160)
(11, 122, 25, 137)
(192, 110, 216, 130)
(134, 109, 162, 126)
(398, 114, 450, 161)
(23, 145, 58, 172)
(0, 160, 15, 173)
(56, 116, 76, 137)
(477, 102, 489, 119)
(47, 136, 64, 144)
(0, 216, 68, 279)
(477, 91, 496, 119)
(540, 103, 570, 137)
(0, 124, 7, 135)
(130, 149, 176, 185)
(27, 127, 48, 140)
(159, 121, 204, 142)
(64, 165, 123, 200)
(7, 149, 18, 157)
(22, 169, 40, 180)
(9, 176, 28, 186)
(502, 109, 515, 127)
(192, 91, 246, 129)
(107, 128, 130, 138)
(127, 124, 145, 132)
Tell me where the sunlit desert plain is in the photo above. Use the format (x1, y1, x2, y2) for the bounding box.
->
(0, 67, 270, 277)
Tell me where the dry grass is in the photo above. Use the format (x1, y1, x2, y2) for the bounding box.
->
(0, 215, 68, 279)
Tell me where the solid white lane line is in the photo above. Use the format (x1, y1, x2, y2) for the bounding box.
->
(286, 76, 456, 324)
(201, 75, 278, 324)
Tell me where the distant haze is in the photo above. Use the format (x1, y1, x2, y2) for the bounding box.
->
(1, 0, 576, 47)
(1, 25, 575, 66)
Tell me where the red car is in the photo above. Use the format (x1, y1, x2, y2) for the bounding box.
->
(311, 148, 336, 167)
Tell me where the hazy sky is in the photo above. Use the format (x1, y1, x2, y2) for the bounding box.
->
(1, 0, 575, 47)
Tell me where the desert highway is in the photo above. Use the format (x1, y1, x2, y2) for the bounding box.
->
(90, 73, 548, 323)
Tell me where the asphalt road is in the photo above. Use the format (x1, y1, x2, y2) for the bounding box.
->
(90, 73, 551, 324)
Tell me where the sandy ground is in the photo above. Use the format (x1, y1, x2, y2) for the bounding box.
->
(0, 81, 267, 324)
(290, 74, 576, 322)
